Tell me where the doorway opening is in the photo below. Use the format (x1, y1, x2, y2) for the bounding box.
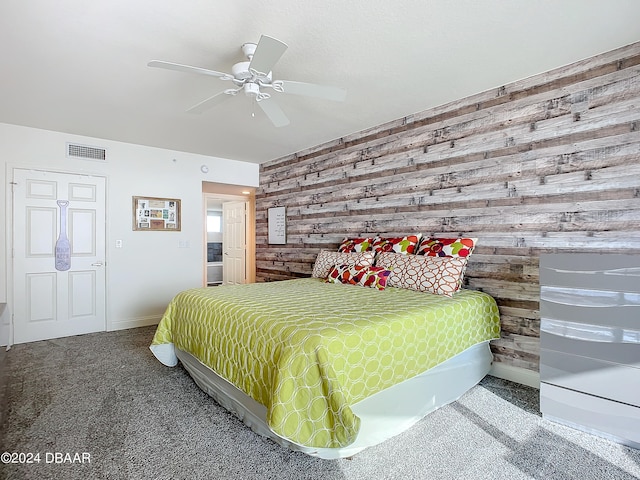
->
(202, 182, 256, 286)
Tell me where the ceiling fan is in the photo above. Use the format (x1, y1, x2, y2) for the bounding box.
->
(148, 35, 347, 127)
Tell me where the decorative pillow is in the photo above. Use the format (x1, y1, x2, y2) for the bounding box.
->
(416, 237, 477, 257)
(376, 251, 468, 297)
(311, 250, 375, 279)
(372, 234, 422, 255)
(326, 264, 391, 290)
(337, 237, 374, 253)
(358, 266, 392, 290)
(326, 264, 366, 285)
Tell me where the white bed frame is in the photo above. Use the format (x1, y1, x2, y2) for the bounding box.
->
(175, 340, 493, 459)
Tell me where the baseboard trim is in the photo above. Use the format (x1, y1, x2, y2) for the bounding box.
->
(0, 304, 10, 347)
(108, 315, 160, 332)
(0, 324, 9, 348)
(489, 362, 540, 389)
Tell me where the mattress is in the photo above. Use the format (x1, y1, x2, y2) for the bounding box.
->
(175, 340, 494, 459)
(150, 277, 500, 451)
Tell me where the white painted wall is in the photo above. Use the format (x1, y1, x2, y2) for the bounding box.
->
(0, 123, 259, 345)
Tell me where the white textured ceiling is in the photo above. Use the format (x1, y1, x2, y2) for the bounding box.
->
(1, 1, 639, 164)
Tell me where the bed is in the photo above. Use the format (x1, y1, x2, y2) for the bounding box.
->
(150, 274, 500, 459)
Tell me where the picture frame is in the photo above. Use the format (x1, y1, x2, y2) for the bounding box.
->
(268, 206, 286, 244)
(132, 196, 181, 231)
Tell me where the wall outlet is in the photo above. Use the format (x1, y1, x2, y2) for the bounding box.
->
(115, 240, 123, 248)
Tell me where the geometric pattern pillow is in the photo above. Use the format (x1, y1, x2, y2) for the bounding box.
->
(326, 264, 391, 290)
(372, 234, 422, 255)
(337, 237, 374, 253)
(311, 250, 375, 279)
(376, 251, 468, 297)
(416, 237, 477, 257)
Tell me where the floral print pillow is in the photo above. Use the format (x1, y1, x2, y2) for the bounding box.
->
(416, 237, 477, 257)
(372, 234, 422, 255)
(337, 237, 374, 253)
(326, 264, 391, 290)
(358, 266, 392, 290)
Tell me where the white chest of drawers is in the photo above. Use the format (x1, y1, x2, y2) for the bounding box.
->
(539, 253, 640, 449)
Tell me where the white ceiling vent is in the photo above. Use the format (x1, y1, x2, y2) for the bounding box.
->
(66, 143, 106, 161)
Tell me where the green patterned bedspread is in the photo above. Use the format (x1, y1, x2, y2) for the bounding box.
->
(151, 278, 500, 448)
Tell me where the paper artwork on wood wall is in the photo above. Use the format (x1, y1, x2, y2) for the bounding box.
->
(268, 206, 286, 244)
(133, 196, 181, 231)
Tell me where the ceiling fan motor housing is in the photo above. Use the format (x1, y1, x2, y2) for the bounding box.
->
(232, 61, 252, 80)
(232, 60, 273, 83)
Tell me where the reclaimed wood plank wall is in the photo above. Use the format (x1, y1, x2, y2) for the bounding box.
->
(255, 42, 640, 375)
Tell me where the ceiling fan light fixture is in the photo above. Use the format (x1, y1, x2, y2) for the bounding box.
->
(244, 83, 260, 97)
(244, 83, 270, 101)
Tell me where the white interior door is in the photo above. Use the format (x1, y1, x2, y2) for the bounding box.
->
(12, 169, 106, 344)
(222, 201, 247, 285)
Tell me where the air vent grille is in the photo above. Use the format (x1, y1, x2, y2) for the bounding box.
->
(67, 143, 106, 161)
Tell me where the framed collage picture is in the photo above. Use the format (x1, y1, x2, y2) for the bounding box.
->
(133, 196, 181, 231)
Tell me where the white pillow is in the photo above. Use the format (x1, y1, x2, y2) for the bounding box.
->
(376, 251, 468, 297)
(311, 250, 375, 279)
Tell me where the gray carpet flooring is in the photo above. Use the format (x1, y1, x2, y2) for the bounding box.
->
(1, 326, 639, 480)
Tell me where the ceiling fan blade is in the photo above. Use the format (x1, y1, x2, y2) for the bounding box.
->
(248, 35, 288, 76)
(187, 89, 238, 114)
(148, 60, 231, 79)
(258, 97, 290, 127)
(279, 80, 347, 102)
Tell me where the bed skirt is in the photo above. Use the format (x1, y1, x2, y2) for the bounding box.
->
(175, 340, 493, 459)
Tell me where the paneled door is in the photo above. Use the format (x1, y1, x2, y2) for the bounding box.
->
(12, 169, 106, 344)
(222, 201, 247, 285)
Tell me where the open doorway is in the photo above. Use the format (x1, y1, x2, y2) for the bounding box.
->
(202, 182, 256, 286)
(205, 198, 224, 286)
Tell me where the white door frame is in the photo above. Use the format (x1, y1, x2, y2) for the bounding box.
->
(7, 166, 108, 345)
(222, 200, 247, 285)
(202, 192, 255, 286)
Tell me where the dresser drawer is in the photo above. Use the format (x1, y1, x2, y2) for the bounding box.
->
(540, 349, 640, 407)
(540, 294, 640, 332)
(539, 254, 640, 294)
(541, 383, 640, 449)
(540, 328, 640, 366)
